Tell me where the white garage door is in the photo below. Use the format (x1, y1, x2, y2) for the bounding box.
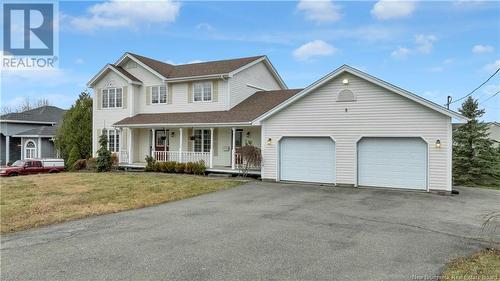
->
(357, 137, 427, 190)
(280, 137, 335, 183)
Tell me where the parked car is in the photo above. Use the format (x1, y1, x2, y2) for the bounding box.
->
(0, 159, 65, 176)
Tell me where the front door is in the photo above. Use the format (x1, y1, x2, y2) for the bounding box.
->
(232, 129, 243, 165)
(155, 130, 169, 152)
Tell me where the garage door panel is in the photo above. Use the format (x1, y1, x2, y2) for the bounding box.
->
(358, 138, 427, 190)
(280, 137, 335, 183)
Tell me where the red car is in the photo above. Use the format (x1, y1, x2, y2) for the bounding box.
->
(0, 159, 65, 176)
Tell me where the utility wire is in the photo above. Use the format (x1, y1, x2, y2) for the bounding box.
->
(450, 67, 500, 104)
(479, 90, 500, 105)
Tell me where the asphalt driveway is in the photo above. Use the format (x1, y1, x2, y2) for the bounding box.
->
(2, 182, 499, 281)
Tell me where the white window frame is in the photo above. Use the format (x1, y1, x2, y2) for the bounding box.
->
(151, 85, 167, 104)
(102, 87, 123, 109)
(193, 81, 213, 103)
(25, 139, 37, 159)
(193, 129, 211, 152)
(106, 129, 120, 153)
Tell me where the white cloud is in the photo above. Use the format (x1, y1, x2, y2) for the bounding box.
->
(297, 0, 341, 23)
(75, 58, 85, 64)
(196, 23, 214, 32)
(391, 47, 411, 59)
(483, 60, 500, 73)
(415, 34, 437, 54)
(472, 44, 495, 54)
(67, 0, 180, 32)
(293, 40, 337, 61)
(371, 0, 416, 20)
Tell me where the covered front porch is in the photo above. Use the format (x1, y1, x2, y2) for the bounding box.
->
(115, 125, 261, 174)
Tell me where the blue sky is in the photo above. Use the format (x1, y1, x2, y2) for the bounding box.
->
(1, 0, 499, 121)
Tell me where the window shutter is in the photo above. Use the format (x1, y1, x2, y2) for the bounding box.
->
(96, 89, 102, 110)
(212, 80, 218, 102)
(146, 86, 151, 105)
(121, 128, 128, 150)
(122, 86, 128, 109)
(213, 128, 218, 156)
(187, 82, 193, 103)
(167, 84, 173, 104)
(187, 128, 193, 151)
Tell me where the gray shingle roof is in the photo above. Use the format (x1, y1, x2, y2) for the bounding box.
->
(0, 106, 66, 124)
(14, 126, 58, 136)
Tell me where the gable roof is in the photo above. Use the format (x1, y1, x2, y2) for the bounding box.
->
(88, 64, 143, 86)
(0, 106, 66, 124)
(114, 89, 302, 126)
(253, 65, 468, 124)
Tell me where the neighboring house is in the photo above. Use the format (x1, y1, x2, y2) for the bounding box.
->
(453, 122, 500, 147)
(0, 106, 66, 165)
(89, 53, 466, 192)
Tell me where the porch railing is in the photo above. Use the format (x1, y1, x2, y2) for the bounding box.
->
(120, 150, 129, 164)
(235, 152, 261, 170)
(153, 151, 210, 165)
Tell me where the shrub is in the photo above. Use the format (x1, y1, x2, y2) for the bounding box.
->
(153, 162, 162, 172)
(184, 162, 195, 174)
(175, 162, 185, 173)
(96, 134, 112, 172)
(67, 145, 80, 170)
(72, 159, 87, 171)
(111, 153, 119, 169)
(159, 162, 169, 173)
(193, 161, 206, 175)
(86, 157, 96, 171)
(145, 155, 155, 172)
(165, 161, 177, 173)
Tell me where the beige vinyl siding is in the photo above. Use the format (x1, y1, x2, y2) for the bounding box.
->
(261, 73, 451, 191)
(229, 61, 283, 108)
(92, 71, 131, 157)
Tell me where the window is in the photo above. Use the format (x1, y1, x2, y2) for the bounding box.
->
(193, 129, 211, 152)
(25, 140, 37, 159)
(102, 88, 123, 108)
(193, 82, 212, 102)
(105, 129, 120, 152)
(151, 85, 167, 104)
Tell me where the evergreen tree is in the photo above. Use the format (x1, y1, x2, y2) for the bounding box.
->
(67, 145, 80, 170)
(453, 97, 497, 186)
(54, 92, 92, 163)
(96, 133, 112, 172)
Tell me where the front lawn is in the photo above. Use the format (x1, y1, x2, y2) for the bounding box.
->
(0, 172, 244, 234)
(440, 248, 500, 280)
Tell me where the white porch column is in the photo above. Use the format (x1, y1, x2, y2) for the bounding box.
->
(231, 128, 236, 170)
(20, 137, 24, 160)
(118, 128, 123, 163)
(5, 135, 10, 164)
(209, 128, 214, 168)
(128, 128, 134, 164)
(38, 137, 42, 159)
(179, 128, 183, 163)
(151, 129, 155, 157)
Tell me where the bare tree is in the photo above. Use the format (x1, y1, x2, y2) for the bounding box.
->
(1, 97, 52, 114)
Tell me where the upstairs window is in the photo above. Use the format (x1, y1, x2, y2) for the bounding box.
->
(102, 88, 123, 108)
(193, 82, 212, 102)
(151, 85, 167, 104)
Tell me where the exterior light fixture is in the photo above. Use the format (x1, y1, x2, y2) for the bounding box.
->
(246, 131, 251, 138)
(342, 79, 349, 85)
(435, 139, 441, 148)
(171, 131, 175, 137)
(267, 138, 272, 145)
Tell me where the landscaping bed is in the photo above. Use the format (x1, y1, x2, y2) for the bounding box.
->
(440, 248, 500, 280)
(0, 172, 243, 233)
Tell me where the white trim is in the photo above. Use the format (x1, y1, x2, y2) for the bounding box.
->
(246, 83, 268, 91)
(5, 135, 10, 164)
(447, 118, 452, 191)
(12, 134, 54, 138)
(24, 139, 37, 159)
(192, 81, 213, 103)
(252, 65, 467, 124)
(87, 64, 142, 87)
(101, 87, 124, 109)
(165, 74, 228, 83)
(150, 85, 168, 105)
(354, 136, 429, 192)
(114, 122, 254, 128)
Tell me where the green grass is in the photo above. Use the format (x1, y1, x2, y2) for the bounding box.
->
(0, 172, 244, 233)
(440, 248, 500, 280)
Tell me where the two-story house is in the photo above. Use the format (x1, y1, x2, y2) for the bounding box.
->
(89, 53, 467, 193)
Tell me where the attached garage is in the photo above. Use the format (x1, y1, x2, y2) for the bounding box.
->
(357, 137, 427, 190)
(279, 137, 335, 184)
